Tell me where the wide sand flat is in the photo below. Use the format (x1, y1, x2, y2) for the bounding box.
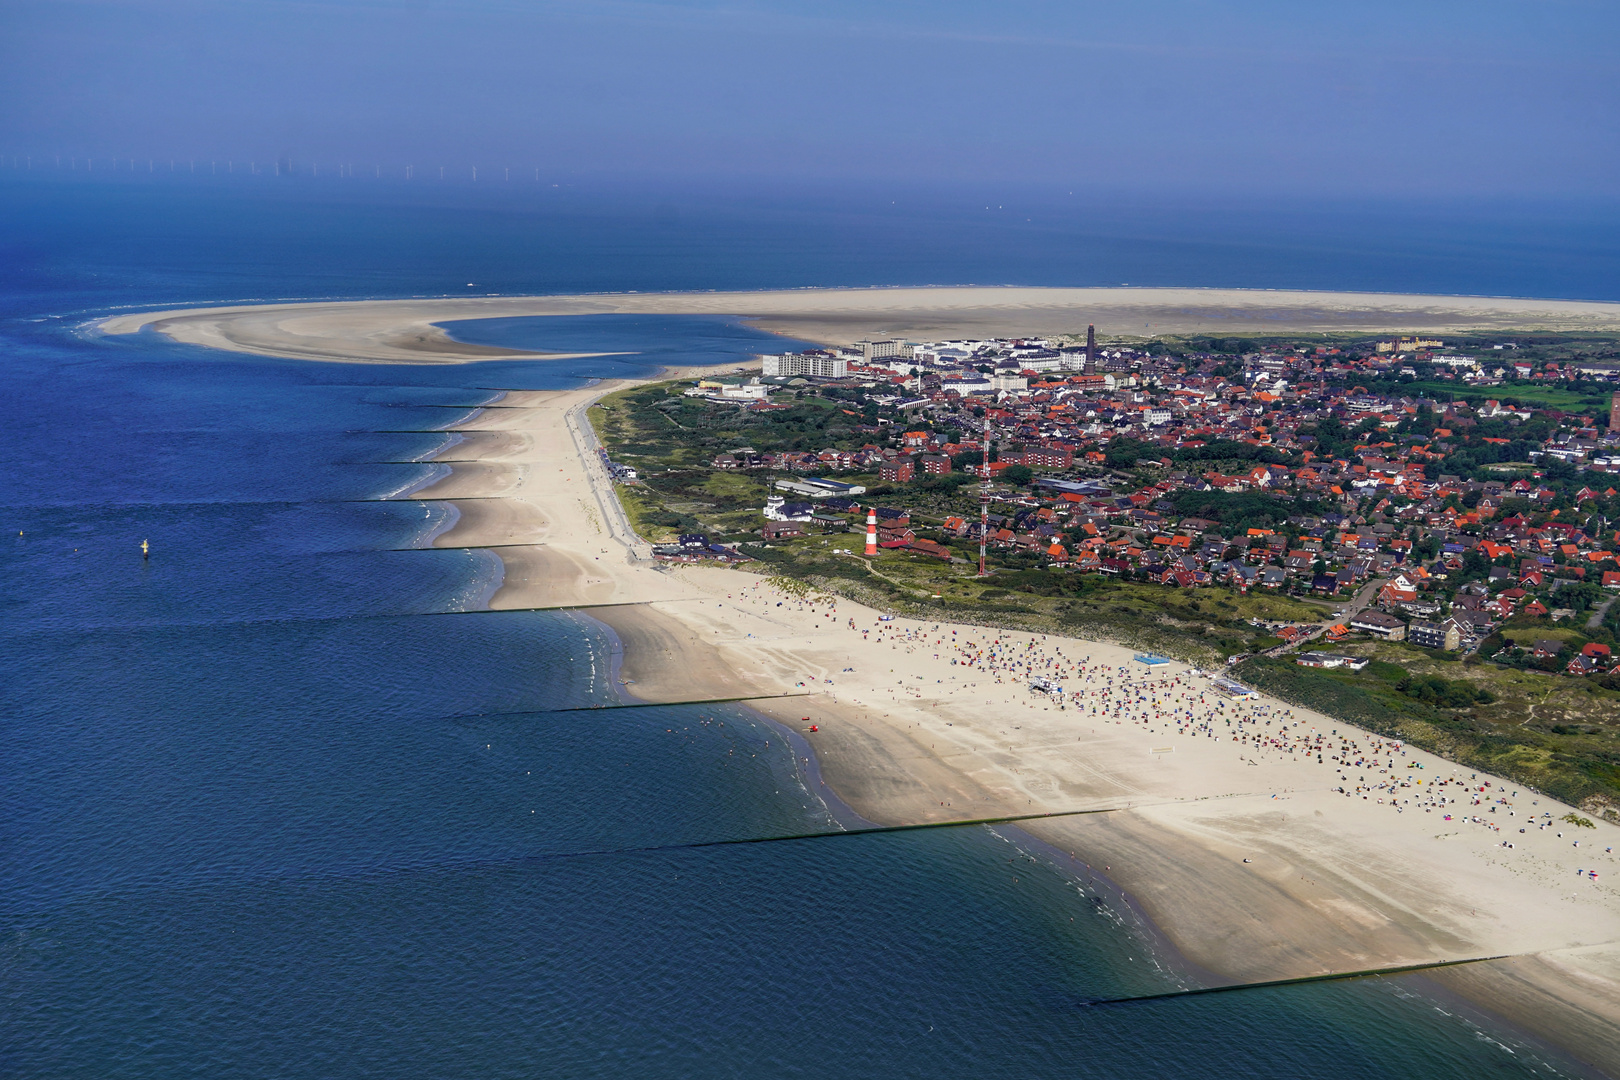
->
(101, 286, 1620, 363)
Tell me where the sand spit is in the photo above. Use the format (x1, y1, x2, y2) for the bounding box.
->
(99, 303, 627, 365)
(100, 286, 1620, 363)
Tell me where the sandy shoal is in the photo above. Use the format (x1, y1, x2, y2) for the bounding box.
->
(100, 286, 1620, 363)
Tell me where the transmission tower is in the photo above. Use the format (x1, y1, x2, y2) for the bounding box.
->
(978, 410, 991, 577)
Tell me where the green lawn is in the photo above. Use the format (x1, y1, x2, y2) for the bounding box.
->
(1396, 380, 1612, 413)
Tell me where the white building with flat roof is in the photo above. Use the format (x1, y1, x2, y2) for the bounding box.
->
(762, 352, 848, 378)
(857, 339, 912, 361)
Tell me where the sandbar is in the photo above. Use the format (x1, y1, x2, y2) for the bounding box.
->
(100, 286, 1620, 364)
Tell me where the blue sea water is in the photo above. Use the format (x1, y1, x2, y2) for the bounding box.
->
(2, 172, 1611, 1078)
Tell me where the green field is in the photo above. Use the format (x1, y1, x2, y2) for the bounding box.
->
(1393, 380, 1612, 414)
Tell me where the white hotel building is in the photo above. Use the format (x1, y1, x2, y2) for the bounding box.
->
(762, 352, 849, 378)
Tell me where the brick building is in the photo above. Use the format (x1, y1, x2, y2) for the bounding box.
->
(879, 458, 916, 483)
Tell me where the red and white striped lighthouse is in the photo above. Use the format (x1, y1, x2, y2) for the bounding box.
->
(864, 505, 878, 556)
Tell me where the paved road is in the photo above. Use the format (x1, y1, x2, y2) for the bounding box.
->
(1262, 576, 1387, 658)
(1589, 596, 1617, 633)
(1343, 575, 1386, 618)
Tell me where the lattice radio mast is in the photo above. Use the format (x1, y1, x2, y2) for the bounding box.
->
(978, 410, 990, 577)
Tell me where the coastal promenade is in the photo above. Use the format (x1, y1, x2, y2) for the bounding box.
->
(563, 393, 652, 562)
(106, 291, 1620, 1074)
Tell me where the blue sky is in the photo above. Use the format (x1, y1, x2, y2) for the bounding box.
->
(3, 0, 1616, 198)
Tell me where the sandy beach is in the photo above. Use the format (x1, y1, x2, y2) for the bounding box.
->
(117, 289, 1620, 1072)
(100, 286, 1620, 364)
(362, 368, 1620, 1073)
